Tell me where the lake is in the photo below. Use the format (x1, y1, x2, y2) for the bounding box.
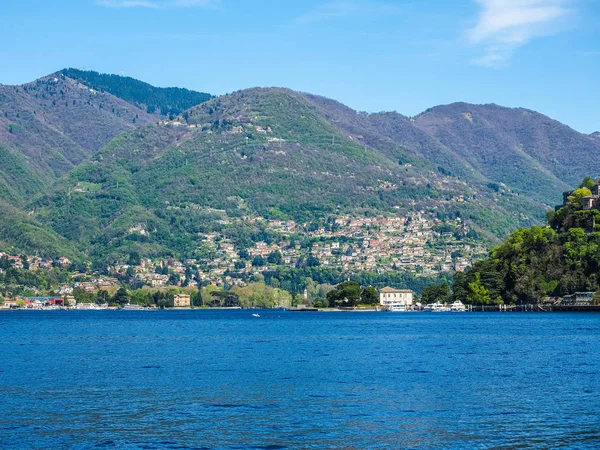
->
(1, 310, 599, 449)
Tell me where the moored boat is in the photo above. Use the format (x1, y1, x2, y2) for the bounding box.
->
(450, 300, 466, 312)
(424, 302, 451, 312)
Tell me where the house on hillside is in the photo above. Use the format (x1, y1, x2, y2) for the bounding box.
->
(561, 181, 600, 211)
(582, 195, 599, 210)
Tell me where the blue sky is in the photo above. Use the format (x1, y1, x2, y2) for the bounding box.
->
(1, 0, 598, 132)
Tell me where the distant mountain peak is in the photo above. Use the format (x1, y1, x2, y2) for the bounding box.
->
(58, 68, 212, 116)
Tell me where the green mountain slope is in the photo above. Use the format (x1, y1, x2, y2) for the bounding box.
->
(30, 88, 540, 261)
(2, 71, 597, 264)
(0, 144, 44, 203)
(412, 103, 600, 206)
(60, 68, 212, 116)
(0, 73, 155, 181)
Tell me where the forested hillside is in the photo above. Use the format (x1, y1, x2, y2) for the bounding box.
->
(28, 87, 545, 261)
(413, 103, 600, 206)
(450, 177, 600, 304)
(0, 73, 154, 181)
(1, 70, 599, 264)
(60, 69, 212, 116)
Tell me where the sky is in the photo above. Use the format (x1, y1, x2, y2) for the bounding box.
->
(1, 0, 598, 133)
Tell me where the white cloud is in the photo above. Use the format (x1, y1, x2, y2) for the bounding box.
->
(97, 0, 219, 8)
(297, 1, 400, 24)
(468, 0, 574, 67)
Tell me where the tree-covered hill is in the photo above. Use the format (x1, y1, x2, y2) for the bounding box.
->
(60, 68, 212, 116)
(30, 88, 541, 261)
(413, 103, 600, 206)
(1, 70, 599, 263)
(0, 73, 155, 183)
(451, 177, 600, 305)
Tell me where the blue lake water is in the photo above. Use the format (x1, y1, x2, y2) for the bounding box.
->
(1, 310, 599, 449)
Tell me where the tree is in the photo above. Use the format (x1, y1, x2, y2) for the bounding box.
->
(168, 272, 180, 285)
(210, 291, 241, 307)
(306, 255, 320, 267)
(267, 250, 283, 265)
(127, 252, 141, 266)
(360, 286, 379, 305)
(73, 287, 94, 304)
(252, 256, 266, 267)
(580, 176, 595, 189)
(183, 266, 193, 287)
(421, 283, 450, 305)
(0, 256, 12, 270)
(95, 290, 110, 305)
(466, 273, 491, 305)
(154, 291, 174, 308)
(125, 266, 136, 279)
(327, 281, 361, 307)
(112, 287, 130, 307)
(192, 290, 203, 307)
(16, 299, 26, 308)
(566, 188, 592, 211)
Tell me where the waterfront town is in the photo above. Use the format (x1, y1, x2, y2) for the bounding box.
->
(0, 212, 485, 301)
(119, 211, 486, 287)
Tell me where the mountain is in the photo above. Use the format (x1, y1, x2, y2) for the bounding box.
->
(412, 103, 600, 206)
(1, 70, 599, 263)
(60, 69, 212, 116)
(30, 88, 540, 260)
(0, 70, 213, 258)
(0, 73, 154, 186)
(0, 70, 213, 191)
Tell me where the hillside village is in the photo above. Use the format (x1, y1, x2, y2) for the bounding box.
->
(0, 211, 486, 299)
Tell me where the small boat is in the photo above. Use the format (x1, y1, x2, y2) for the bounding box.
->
(450, 300, 466, 312)
(252, 313, 260, 318)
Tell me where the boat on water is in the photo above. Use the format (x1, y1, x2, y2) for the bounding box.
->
(252, 313, 260, 318)
(380, 298, 410, 312)
(74, 303, 107, 311)
(450, 300, 467, 312)
(424, 302, 451, 312)
(388, 303, 408, 312)
(122, 304, 148, 311)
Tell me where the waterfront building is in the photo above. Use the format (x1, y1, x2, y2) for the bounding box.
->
(174, 294, 191, 308)
(379, 287, 413, 309)
(562, 292, 595, 306)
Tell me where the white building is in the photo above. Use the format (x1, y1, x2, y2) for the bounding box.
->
(379, 287, 413, 310)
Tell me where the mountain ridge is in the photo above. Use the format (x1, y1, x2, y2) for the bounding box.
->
(1, 70, 599, 264)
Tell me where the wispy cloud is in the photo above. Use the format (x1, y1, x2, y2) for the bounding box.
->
(297, 1, 400, 24)
(97, 0, 219, 8)
(468, 0, 574, 67)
